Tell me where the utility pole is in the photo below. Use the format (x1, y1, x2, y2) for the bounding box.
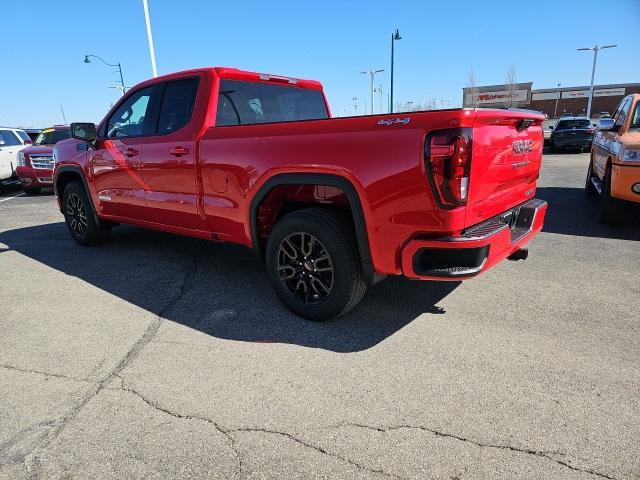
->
(142, 0, 158, 77)
(378, 84, 384, 116)
(554, 82, 561, 118)
(577, 44, 617, 119)
(352, 97, 358, 115)
(360, 69, 385, 115)
(390, 29, 402, 113)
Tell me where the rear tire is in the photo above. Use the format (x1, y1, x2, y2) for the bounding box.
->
(63, 181, 111, 245)
(265, 208, 366, 321)
(23, 186, 41, 195)
(598, 166, 627, 225)
(584, 157, 597, 197)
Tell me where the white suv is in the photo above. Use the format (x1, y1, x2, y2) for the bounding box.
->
(0, 128, 32, 187)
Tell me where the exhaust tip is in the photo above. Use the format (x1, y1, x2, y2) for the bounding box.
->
(508, 248, 528, 261)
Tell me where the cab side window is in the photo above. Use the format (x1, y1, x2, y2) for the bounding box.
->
(630, 102, 640, 129)
(0, 130, 21, 146)
(613, 98, 630, 129)
(106, 87, 153, 138)
(156, 78, 199, 134)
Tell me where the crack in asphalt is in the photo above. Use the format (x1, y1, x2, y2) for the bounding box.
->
(117, 384, 243, 478)
(116, 385, 401, 479)
(333, 423, 617, 480)
(17, 242, 205, 480)
(0, 363, 93, 384)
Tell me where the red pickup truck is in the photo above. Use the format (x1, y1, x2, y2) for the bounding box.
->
(53, 67, 547, 320)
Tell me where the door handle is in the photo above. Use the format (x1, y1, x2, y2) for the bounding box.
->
(124, 148, 138, 157)
(170, 146, 189, 157)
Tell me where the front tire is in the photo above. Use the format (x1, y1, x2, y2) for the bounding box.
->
(23, 186, 41, 195)
(598, 166, 627, 225)
(265, 208, 366, 321)
(63, 181, 111, 245)
(584, 157, 597, 197)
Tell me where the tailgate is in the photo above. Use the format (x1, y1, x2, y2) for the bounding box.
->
(465, 110, 544, 228)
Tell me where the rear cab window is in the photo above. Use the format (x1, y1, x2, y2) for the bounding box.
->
(216, 80, 329, 126)
(555, 119, 591, 130)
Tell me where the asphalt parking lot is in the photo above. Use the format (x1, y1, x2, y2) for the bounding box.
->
(1, 152, 638, 480)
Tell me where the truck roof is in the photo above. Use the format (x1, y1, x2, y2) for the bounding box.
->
(132, 67, 324, 92)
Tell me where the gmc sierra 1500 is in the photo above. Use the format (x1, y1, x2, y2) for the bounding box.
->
(54, 67, 547, 320)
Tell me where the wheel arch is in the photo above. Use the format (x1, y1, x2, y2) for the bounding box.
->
(249, 173, 378, 285)
(54, 165, 101, 226)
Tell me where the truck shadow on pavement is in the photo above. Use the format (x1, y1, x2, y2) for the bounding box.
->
(536, 186, 640, 241)
(0, 222, 458, 353)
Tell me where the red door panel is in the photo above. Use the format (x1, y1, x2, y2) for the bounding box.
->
(90, 138, 146, 219)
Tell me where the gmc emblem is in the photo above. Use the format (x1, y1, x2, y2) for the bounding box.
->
(512, 139, 533, 154)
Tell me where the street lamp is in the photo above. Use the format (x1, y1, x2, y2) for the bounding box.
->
(360, 69, 385, 115)
(554, 82, 561, 118)
(390, 29, 402, 113)
(577, 44, 617, 119)
(84, 55, 126, 95)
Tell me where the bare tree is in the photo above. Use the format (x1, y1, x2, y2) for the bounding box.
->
(505, 65, 519, 108)
(466, 70, 479, 108)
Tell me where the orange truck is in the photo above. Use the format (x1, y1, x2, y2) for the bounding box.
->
(587, 93, 640, 224)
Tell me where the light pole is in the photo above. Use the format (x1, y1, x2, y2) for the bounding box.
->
(360, 69, 385, 115)
(553, 82, 561, 118)
(84, 55, 126, 95)
(353, 97, 358, 115)
(390, 29, 402, 113)
(142, 0, 158, 77)
(577, 44, 617, 119)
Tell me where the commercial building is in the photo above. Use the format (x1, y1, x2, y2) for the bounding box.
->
(463, 82, 640, 119)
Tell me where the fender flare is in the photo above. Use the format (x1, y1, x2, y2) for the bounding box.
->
(249, 173, 379, 285)
(54, 165, 102, 227)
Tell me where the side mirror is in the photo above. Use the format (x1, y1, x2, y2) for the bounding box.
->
(0, 139, 5, 146)
(598, 118, 615, 131)
(70, 122, 97, 143)
(548, 125, 553, 130)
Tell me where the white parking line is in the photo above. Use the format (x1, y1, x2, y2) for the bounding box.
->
(0, 192, 25, 203)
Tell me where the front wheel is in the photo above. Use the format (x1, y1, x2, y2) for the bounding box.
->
(23, 186, 41, 195)
(63, 181, 111, 245)
(598, 166, 627, 225)
(265, 208, 366, 321)
(584, 157, 597, 197)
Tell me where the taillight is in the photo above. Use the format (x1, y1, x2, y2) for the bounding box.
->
(424, 128, 472, 208)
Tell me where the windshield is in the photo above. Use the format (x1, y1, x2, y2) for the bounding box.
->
(555, 119, 591, 130)
(34, 128, 71, 145)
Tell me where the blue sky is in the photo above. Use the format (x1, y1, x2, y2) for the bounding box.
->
(1, 0, 639, 127)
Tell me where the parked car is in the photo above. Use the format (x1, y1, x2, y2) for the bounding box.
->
(587, 94, 640, 224)
(53, 67, 547, 320)
(0, 127, 32, 191)
(549, 117, 595, 152)
(16, 125, 70, 194)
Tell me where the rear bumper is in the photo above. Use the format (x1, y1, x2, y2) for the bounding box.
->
(552, 137, 592, 148)
(16, 166, 54, 186)
(401, 198, 547, 281)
